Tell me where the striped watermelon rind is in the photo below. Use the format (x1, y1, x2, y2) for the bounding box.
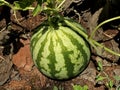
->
(30, 17, 90, 80)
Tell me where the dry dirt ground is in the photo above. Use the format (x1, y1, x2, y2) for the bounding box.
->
(0, 0, 120, 90)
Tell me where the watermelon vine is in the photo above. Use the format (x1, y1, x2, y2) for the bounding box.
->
(1, 0, 120, 80)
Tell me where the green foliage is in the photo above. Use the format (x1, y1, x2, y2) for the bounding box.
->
(0, 0, 5, 6)
(106, 80, 114, 89)
(97, 61, 103, 71)
(96, 60, 114, 89)
(0, 0, 34, 10)
(13, 0, 35, 10)
(0, 0, 65, 16)
(72, 85, 88, 90)
(53, 86, 59, 90)
(114, 75, 120, 81)
(53, 85, 88, 90)
(96, 75, 106, 82)
(32, 0, 47, 16)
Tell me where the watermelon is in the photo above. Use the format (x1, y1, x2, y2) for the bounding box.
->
(30, 17, 90, 80)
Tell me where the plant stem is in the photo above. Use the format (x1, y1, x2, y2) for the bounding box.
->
(1, 0, 14, 9)
(64, 18, 120, 57)
(64, 19, 88, 39)
(90, 39, 120, 56)
(57, 0, 66, 10)
(89, 16, 120, 39)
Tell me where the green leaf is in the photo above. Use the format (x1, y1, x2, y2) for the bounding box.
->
(96, 75, 106, 82)
(53, 86, 58, 90)
(109, 80, 113, 88)
(73, 85, 88, 90)
(97, 61, 103, 71)
(106, 80, 113, 89)
(73, 85, 82, 90)
(83, 85, 88, 90)
(14, 0, 35, 10)
(32, 0, 47, 16)
(114, 75, 120, 81)
(0, 3, 4, 6)
(32, 4, 41, 16)
(0, 0, 5, 6)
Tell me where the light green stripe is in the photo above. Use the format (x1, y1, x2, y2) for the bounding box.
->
(31, 26, 45, 42)
(60, 26, 90, 61)
(57, 28, 76, 51)
(47, 33, 57, 78)
(32, 29, 50, 64)
(35, 28, 52, 77)
(31, 26, 45, 52)
(52, 31, 68, 79)
(39, 31, 51, 73)
(37, 30, 59, 78)
(60, 26, 90, 74)
(55, 29, 75, 78)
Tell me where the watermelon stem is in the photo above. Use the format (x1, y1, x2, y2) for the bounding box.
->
(48, 16, 53, 30)
(89, 16, 120, 39)
(89, 16, 120, 56)
(64, 17, 120, 57)
(89, 39, 120, 57)
(64, 19, 88, 39)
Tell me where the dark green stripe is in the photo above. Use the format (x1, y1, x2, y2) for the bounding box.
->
(56, 32, 75, 78)
(62, 28, 90, 73)
(47, 35, 58, 78)
(31, 26, 49, 53)
(36, 30, 50, 71)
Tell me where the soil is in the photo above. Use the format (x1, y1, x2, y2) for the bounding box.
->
(0, 0, 120, 90)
